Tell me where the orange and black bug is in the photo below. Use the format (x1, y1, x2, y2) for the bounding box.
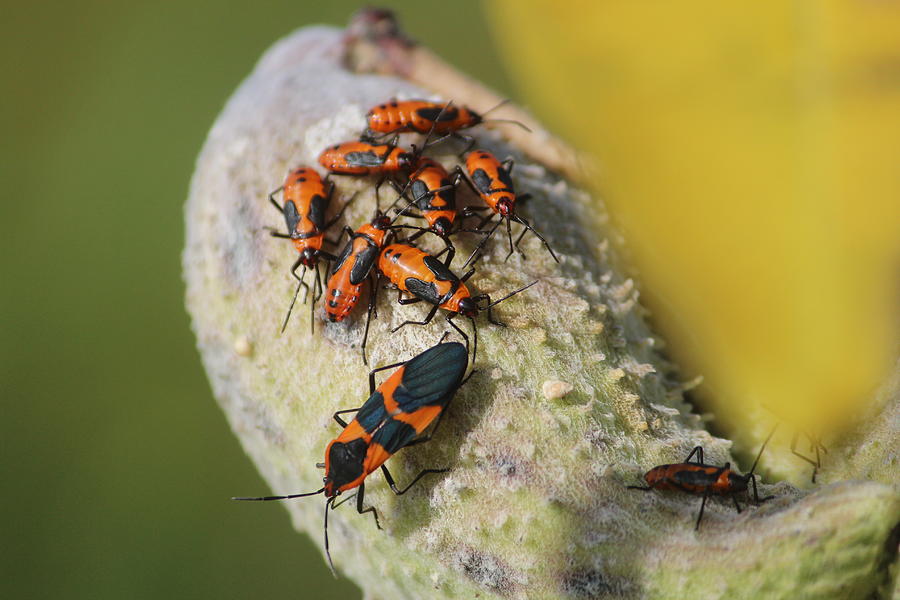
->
(323, 212, 395, 364)
(317, 136, 415, 176)
(457, 150, 559, 267)
(377, 241, 536, 362)
(389, 157, 463, 239)
(364, 99, 530, 154)
(317, 136, 421, 207)
(628, 427, 778, 530)
(233, 341, 470, 576)
(267, 167, 352, 333)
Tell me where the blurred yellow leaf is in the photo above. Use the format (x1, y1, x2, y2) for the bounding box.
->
(488, 1, 900, 481)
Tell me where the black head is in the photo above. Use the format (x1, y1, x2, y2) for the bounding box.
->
(301, 247, 319, 267)
(322, 438, 368, 497)
(397, 151, 416, 170)
(728, 472, 749, 493)
(432, 216, 452, 237)
(372, 213, 392, 230)
(497, 197, 514, 217)
(457, 296, 479, 318)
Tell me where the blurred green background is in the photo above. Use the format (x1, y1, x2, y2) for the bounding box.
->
(0, 1, 509, 598)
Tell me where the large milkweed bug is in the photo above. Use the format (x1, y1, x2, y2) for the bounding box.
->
(364, 99, 530, 154)
(323, 212, 395, 364)
(377, 241, 536, 363)
(627, 426, 778, 530)
(266, 167, 352, 333)
(456, 150, 559, 267)
(233, 341, 470, 576)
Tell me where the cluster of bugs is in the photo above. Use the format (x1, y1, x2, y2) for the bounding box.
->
(237, 98, 556, 575)
(266, 99, 555, 364)
(235, 97, 790, 575)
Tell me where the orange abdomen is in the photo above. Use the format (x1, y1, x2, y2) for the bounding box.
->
(324, 267, 361, 322)
(465, 150, 516, 214)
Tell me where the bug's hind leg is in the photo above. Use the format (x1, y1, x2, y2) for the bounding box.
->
(695, 493, 710, 531)
(380, 465, 449, 495)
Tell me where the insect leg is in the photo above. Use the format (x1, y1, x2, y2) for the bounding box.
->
(332, 407, 360, 427)
(397, 289, 422, 305)
(451, 132, 476, 156)
(268, 186, 285, 213)
(684, 446, 705, 464)
(324, 191, 358, 230)
(503, 216, 518, 262)
(749, 474, 774, 504)
(380, 465, 449, 495)
(462, 217, 502, 268)
(695, 493, 709, 531)
(355, 482, 382, 530)
(391, 303, 440, 333)
(790, 431, 820, 483)
(513, 214, 560, 263)
(446, 313, 471, 361)
(361, 274, 380, 366)
(368, 360, 408, 395)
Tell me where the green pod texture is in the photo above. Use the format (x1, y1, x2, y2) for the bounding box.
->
(184, 25, 900, 600)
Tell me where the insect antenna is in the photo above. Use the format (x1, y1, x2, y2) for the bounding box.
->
(748, 424, 779, 477)
(480, 98, 532, 132)
(480, 98, 511, 117)
(231, 487, 325, 502)
(484, 280, 538, 310)
(483, 118, 532, 133)
(281, 274, 305, 333)
(324, 496, 337, 577)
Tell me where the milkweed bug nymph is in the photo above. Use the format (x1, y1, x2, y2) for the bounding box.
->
(323, 212, 395, 364)
(233, 341, 470, 576)
(364, 98, 530, 155)
(266, 167, 353, 333)
(317, 136, 424, 208)
(627, 426, 778, 531)
(318, 137, 415, 176)
(377, 240, 537, 364)
(456, 150, 559, 268)
(389, 157, 461, 239)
